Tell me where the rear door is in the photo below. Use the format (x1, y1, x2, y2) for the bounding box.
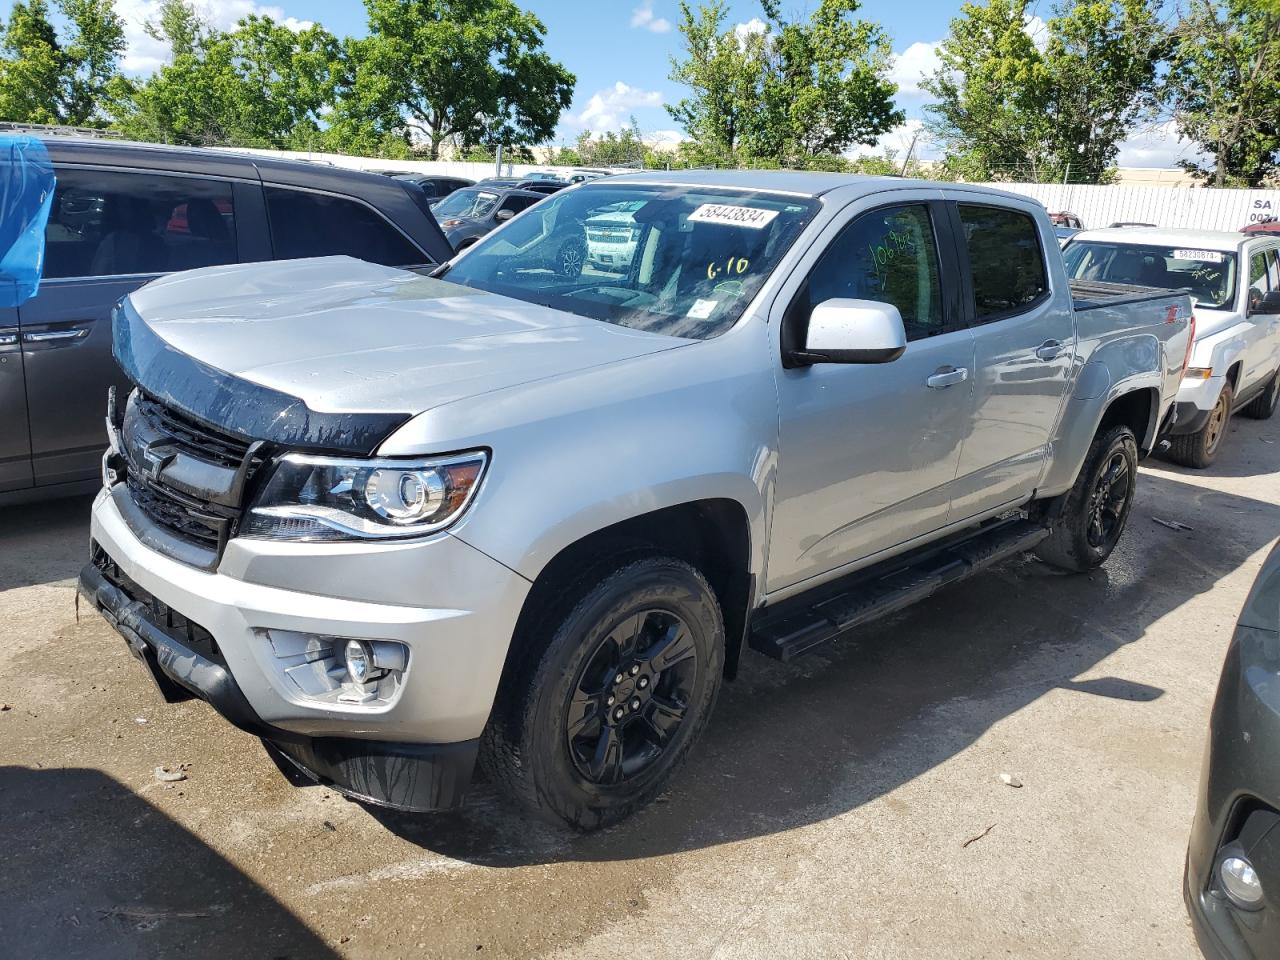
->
(19, 166, 256, 486)
(0, 305, 31, 492)
(946, 198, 1075, 522)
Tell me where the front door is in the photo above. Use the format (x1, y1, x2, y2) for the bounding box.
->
(19, 166, 244, 486)
(946, 199, 1075, 521)
(0, 305, 31, 492)
(768, 195, 975, 595)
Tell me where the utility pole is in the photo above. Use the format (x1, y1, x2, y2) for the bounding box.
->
(494, 142, 504, 177)
(899, 130, 920, 177)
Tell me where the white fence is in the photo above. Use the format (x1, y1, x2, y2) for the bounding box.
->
(991, 182, 1280, 232)
(218, 147, 1280, 233)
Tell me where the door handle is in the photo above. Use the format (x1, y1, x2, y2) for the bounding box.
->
(1035, 339, 1065, 361)
(0, 327, 17, 347)
(926, 365, 969, 389)
(22, 327, 90, 344)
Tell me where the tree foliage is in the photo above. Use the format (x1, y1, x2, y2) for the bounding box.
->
(337, 0, 575, 160)
(924, 0, 1163, 183)
(667, 0, 902, 168)
(0, 0, 124, 126)
(110, 4, 341, 149)
(1164, 0, 1280, 187)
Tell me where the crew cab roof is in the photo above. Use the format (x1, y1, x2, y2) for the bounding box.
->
(600, 169, 1033, 204)
(1071, 226, 1252, 252)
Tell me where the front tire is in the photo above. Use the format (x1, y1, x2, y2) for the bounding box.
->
(1242, 372, 1279, 420)
(1167, 381, 1233, 468)
(1035, 424, 1138, 572)
(480, 556, 724, 830)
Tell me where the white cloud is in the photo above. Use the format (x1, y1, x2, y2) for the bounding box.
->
(114, 0, 313, 73)
(630, 1, 672, 34)
(847, 119, 932, 161)
(889, 41, 942, 96)
(1023, 14, 1048, 52)
(733, 17, 767, 49)
(1115, 121, 1205, 169)
(569, 82, 664, 133)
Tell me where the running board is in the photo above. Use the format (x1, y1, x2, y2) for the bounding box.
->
(749, 518, 1050, 662)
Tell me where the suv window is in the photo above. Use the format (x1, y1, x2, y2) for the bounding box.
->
(1249, 250, 1270, 303)
(1267, 249, 1280, 290)
(959, 204, 1048, 321)
(499, 194, 539, 214)
(264, 186, 425, 266)
(43, 168, 237, 279)
(794, 203, 945, 342)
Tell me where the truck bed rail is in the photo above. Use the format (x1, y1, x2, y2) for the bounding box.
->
(1070, 278, 1190, 311)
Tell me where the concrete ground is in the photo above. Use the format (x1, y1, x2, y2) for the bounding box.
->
(3, 417, 1279, 960)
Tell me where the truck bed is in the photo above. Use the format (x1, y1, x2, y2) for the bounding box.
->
(1070, 278, 1188, 311)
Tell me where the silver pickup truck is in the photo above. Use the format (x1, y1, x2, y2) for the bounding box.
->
(79, 172, 1192, 830)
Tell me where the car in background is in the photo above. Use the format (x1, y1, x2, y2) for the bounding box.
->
(1055, 226, 1081, 247)
(392, 173, 474, 201)
(477, 176, 570, 196)
(433, 185, 544, 250)
(1063, 227, 1280, 467)
(584, 200, 644, 271)
(1049, 211, 1084, 229)
(1243, 218, 1280, 237)
(0, 136, 453, 505)
(1185, 541, 1280, 960)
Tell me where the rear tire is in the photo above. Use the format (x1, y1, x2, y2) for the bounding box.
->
(1242, 372, 1279, 420)
(480, 555, 724, 830)
(1167, 381, 1233, 468)
(1035, 424, 1138, 572)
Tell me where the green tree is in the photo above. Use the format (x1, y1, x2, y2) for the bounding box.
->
(924, 0, 1163, 183)
(336, 0, 575, 160)
(1164, 0, 1280, 187)
(667, 0, 902, 168)
(0, 0, 124, 126)
(111, 8, 341, 149)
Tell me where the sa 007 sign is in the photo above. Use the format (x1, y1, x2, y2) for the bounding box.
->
(1247, 197, 1278, 224)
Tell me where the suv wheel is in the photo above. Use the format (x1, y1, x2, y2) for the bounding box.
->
(1167, 381, 1233, 468)
(1036, 424, 1138, 572)
(1242, 372, 1279, 420)
(480, 556, 724, 830)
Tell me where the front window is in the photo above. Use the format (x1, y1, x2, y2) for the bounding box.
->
(1063, 241, 1238, 310)
(432, 188, 500, 222)
(442, 185, 819, 340)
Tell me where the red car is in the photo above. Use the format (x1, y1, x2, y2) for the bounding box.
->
(1242, 218, 1280, 235)
(1049, 211, 1084, 229)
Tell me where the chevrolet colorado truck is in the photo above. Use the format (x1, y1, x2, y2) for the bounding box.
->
(80, 172, 1193, 830)
(1064, 227, 1280, 468)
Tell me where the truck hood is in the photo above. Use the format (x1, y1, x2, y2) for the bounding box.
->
(124, 256, 688, 417)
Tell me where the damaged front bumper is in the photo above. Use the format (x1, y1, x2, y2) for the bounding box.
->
(81, 485, 531, 812)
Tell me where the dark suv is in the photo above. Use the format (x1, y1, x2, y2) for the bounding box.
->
(0, 136, 453, 504)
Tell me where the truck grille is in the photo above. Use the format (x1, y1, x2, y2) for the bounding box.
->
(117, 391, 267, 565)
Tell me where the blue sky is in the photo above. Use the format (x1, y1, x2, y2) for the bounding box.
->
(3, 0, 1193, 166)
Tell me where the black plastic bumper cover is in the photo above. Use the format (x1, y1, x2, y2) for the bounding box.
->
(1167, 400, 1213, 437)
(78, 560, 478, 812)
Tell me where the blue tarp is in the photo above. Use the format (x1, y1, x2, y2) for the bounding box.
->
(0, 135, 55, 307)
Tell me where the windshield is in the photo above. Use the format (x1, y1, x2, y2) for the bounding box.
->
(432, 188, 499, 221)
(442, 184, 819, 339)
(1063, 241, 1238, 309)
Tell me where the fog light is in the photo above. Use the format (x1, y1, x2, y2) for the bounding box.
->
(344, 639, 372, 685)
(1220, 855, 1265, 909)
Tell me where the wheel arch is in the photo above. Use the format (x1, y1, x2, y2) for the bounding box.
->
(507, 498, 755, 681)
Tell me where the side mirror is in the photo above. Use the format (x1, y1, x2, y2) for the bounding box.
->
(1252, 290, 1280, 315)
(792, 298, 908, 365)
(495, 208, 515, 222)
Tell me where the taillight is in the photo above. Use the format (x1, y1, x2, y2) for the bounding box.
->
(1183, 313, 1196, 373)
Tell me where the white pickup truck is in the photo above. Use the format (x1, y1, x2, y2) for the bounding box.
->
(1064, 228, 1280, 467)
(81, 172, 1193, 829)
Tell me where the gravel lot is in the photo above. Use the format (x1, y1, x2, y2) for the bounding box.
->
(3, 416, 1279, 960)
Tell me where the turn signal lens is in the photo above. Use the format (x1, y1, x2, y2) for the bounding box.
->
(1184, 367, 1214, 380)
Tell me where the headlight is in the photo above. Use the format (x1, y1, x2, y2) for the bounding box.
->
(242, 451, 487, 541)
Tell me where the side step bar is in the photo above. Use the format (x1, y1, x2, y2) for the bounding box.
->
(749, 517, 1050, 661)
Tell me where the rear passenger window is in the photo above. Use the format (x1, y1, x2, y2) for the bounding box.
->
(43, 168, 237, 279)
(793, 203, 945, 342)
(1247, 251, 1270, 312)
(265, 187, 425, 266)
(959, 205, 1048, 321)
(499, 195, 538, 214)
